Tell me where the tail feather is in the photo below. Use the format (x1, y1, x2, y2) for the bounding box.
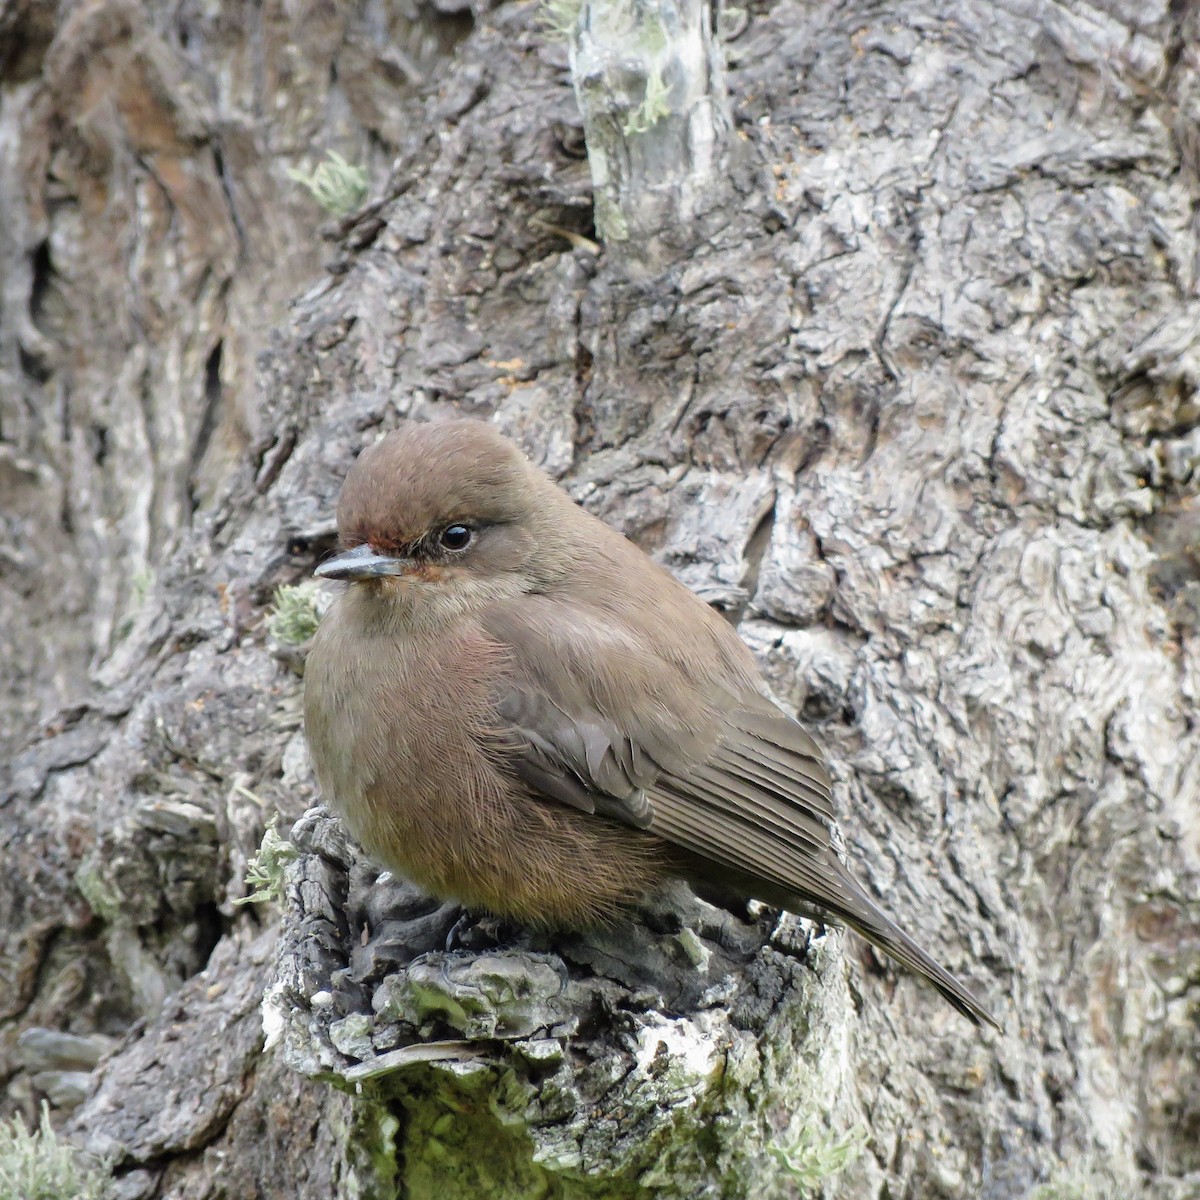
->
(841, 889, 1000, 1030)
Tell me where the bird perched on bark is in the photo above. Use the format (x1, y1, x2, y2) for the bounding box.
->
(303, 418, 997, 1028)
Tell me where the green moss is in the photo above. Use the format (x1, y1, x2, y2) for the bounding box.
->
(391, 1064, 645, 1200)
(268, 584, 321, 646)
(234, 814, 299, 907)
(287, 150, 368, 217)
(0, 1105, 112, 1200)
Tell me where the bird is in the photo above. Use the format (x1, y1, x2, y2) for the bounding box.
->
(303, 417, 998, 1028)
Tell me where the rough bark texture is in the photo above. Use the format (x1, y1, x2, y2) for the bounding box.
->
(1, 0, 1198, 1198)
(569, 0, 732, 259)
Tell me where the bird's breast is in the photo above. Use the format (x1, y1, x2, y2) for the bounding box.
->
(302, 593, 667, 925)
(305, 596, 504, 841)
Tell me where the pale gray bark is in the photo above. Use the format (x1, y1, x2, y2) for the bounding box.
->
(569, 0, 732, 263)
(1, 1, 1198, 1198)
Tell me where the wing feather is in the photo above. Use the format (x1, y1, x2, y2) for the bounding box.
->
(483, 598, 843, 900)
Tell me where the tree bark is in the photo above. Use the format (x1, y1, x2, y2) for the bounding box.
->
(1, 1, 1198, 1197)
(568, 0, 732, 263)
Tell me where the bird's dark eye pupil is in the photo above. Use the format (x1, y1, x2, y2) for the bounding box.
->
(439, 524, 472, 550)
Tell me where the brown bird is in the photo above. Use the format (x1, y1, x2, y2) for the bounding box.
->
(304, 418, 997, 1028)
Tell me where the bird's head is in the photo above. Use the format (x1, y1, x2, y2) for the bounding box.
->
(315, 419, 565, 625)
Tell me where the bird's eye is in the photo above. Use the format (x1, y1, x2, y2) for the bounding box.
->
(438, 523, 473, 551)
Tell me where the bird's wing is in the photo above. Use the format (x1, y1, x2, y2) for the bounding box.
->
(481, 597, 842, 899)
(481, 597, 998, 1029)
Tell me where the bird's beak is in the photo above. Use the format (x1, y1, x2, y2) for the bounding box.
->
(314, 544, 412, 581)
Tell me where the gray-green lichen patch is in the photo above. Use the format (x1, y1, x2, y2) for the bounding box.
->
(539, 0, 586, 40)
(0, 1104, 113, 1200)
(767, 1125, 867, 1195)
(73, 797, 223, 1017)
(234, 813, 299, 907)
(286, 151, 368, 218)
(267, 583, 321, 647)
(374, 952, 569, 1039)
(622, 64, 672, 137)
(329, 1013, 378, 1060)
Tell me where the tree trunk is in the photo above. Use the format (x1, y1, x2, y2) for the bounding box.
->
(1, 1, 1197, 1197)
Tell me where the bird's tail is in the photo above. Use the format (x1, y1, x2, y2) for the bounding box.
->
(837, 882, 1000, 1030)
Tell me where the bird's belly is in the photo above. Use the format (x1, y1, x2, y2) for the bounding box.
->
(355, 789, 667, 930)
